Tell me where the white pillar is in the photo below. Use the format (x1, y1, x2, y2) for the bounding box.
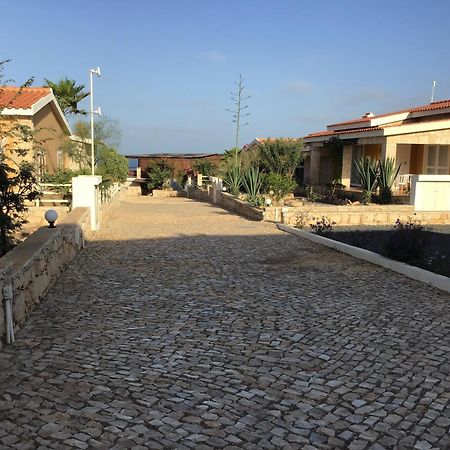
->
(72, 175, 102, 230)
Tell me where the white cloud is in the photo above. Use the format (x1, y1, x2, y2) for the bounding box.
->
(198, 50, 226, 62)
(284, 78, 313, 95)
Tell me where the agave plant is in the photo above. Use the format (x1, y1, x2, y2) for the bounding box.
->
(242, 165, 264, 206)
(355, 157, 378, 204)
(223, 163, 242, 197)
(378, 158, 401, 204)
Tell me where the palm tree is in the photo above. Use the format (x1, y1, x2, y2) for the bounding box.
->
(44, 78, 89, 116)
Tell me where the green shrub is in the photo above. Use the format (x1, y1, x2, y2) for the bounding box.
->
(146, 161, 174, 192)
(305, 185, 320, 202)
(264, 173, 296, 201)
(242, 166, 264, 206)
(223, 163, 242, 197)
(385, 217, 430, 264)
(96, 146, 128, 183)
(258, 138, 303, 177)
(378, 158, 401, 204)
(42, 168, 77, 184)
(310, 216, 336, 236)
(193, 159, 218, 176)
(355, 157, 378, 204)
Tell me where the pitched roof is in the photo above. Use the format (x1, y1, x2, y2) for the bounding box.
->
(0, 86, 71, 135)
(0, 86, 52, 109)
(305, 126, 382, 139)
(328, 99, 450, 128)
(305, 99, 450, 141)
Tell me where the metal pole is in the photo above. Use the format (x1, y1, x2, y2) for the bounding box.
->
(90, 70, 95, 175)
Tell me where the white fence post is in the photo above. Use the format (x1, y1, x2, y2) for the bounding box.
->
(72, 175, 102, 231)
(210, 177, 223, 203)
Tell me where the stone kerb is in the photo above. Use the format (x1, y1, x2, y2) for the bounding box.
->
(0, 207, 91, 351)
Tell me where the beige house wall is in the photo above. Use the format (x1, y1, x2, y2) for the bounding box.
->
(308, 127, 450, 187)
(1, 104, 72, 175)
(410, 144, 424, 174)
(387, 130, 450, 174)
(0, 116, 35, 169)
(33, 103, 71, 174)
(395, 144, 411, 176)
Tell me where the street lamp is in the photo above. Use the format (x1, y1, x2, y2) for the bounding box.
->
(89, 66, 102, 175)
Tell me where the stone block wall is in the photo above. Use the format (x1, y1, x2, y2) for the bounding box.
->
(152, 189, 185, 198)
(0, 207, 91, 350)
(268, 204, 450, 227)
(188, 187, 264, 221)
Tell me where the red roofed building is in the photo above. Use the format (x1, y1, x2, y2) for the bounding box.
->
(303, 100, 450, 188)
(0, 86, 78, 174)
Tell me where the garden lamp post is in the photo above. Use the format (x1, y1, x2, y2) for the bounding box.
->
(89, 67, 102, 175)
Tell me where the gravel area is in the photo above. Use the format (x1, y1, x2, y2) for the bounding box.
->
(328, 225, 450, 277)
(0, 197, 449, 449)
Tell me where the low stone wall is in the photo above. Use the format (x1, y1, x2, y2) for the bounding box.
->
(19, 206, 70, 238)
(152, 189, 185, 198)
(188, 187, 264, 221)
(0, 207, 91, 350)
(266, 203, 450, 227)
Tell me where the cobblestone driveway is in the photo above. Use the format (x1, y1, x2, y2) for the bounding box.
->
(1, 197, 450, 449)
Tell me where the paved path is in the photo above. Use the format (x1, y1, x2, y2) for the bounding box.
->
(1, 197, 450, 450)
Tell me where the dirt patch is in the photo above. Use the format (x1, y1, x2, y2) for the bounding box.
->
(327, 225, 450, 277)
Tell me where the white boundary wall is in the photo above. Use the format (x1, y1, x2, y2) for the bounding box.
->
(411, 175, 450, 212)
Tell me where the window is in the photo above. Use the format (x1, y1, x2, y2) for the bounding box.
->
(57, 149, 64, 169)
(426, 145, 449, 174)
(350, 145, 363, 185)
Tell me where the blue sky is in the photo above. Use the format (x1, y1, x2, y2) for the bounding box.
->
(3, 0, 450, 154)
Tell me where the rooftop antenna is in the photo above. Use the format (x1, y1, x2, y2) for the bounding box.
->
(431, 80, 436, 103)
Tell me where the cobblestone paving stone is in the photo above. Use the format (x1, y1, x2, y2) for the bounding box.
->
(1, 197, 450, 449)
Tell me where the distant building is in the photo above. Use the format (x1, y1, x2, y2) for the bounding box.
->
(125, 153, 223, 177)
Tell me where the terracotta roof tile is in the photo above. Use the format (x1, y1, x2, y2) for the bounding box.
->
(328, 99, 450, 127)
(0, 86, 51, 110)
(305, 126, 382, 139)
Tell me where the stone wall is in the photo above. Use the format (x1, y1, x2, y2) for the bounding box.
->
(20, 206, 70, 238)
(152, 189, 185, 198)
(0, 207, 91, 350)
(265, 203, 450, 227)
(188, 187, 264, 221)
